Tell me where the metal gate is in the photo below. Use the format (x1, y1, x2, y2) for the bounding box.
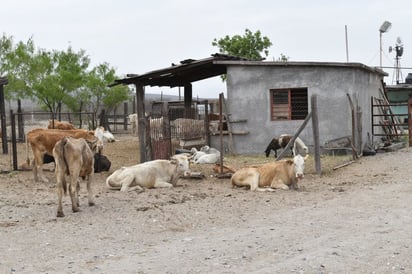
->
(149, 100, 209, 159)
(371, 96, 409, 144)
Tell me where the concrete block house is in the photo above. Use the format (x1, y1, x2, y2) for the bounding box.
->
(211, 61, 387, 155)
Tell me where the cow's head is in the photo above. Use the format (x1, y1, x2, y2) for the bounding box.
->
(293, 154, 309, 179)
(170, 154, 191, 178)
(86, 137, 104, 154)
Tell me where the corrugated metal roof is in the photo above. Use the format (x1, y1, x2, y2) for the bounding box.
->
(112, 53, 249, 88)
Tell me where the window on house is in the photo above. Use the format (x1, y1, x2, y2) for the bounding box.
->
(270, 88, 308, 120)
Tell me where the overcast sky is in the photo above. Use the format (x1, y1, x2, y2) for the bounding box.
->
(1, 0, 411, 98)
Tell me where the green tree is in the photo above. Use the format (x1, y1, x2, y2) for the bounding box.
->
(86, 63, 130, 113)
(0, 33, 130, 119)
(212, 28, 273, 60)
(0, 34, 35, 100)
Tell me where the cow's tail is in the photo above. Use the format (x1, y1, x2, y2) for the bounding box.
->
(61, 137, 70, 176)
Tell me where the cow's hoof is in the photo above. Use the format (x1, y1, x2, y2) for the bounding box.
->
(88, 202, 95, 207)
(72, 208, 80, 213)
(56, 211, 64, 218)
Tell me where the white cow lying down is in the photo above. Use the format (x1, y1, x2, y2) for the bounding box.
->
(106, 154, 191, 192)
(192, 145, 221, 164)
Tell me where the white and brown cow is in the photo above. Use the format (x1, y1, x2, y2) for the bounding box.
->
(26, 128, 102, 182)
(53, 136, 97, 217)
(231, 154, 308, 191)
(106, 154, 191, 192)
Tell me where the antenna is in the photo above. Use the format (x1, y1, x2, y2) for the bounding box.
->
(390, 36, 404, 84)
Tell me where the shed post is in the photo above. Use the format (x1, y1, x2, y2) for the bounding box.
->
(135, 82, 149, 162)
(408, 97, 412, 146)
(184, 84, 192, 118)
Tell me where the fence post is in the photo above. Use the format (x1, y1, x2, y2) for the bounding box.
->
(10, 110, 18, 170)
(311, 95, 321, 175)
(17, 99, 25, 141)
(124, 102, 128, 130)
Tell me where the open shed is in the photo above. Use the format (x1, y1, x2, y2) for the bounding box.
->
(114, 55, 388, 161)
(113, 54, 246, 162)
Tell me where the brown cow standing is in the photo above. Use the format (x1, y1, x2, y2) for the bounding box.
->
(26, 128, 101, 182)
(53, 136, 97, 217)
(48, 119, 76, 130)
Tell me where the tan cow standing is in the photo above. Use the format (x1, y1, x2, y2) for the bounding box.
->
(231, 154, 308, 191)
(53, 136, 97, 217)
(26, 128, 101, 182)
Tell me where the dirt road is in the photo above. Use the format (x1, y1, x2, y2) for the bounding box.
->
(1, 136, 411, 273)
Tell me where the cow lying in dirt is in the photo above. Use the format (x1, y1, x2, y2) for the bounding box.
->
(106, 154, 191, 192)
(53, 136, 98, 217)
(26, 128, 102, 182)
(231, 154, 308, 191)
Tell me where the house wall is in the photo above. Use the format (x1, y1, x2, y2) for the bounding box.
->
(211, 64, 384, 155)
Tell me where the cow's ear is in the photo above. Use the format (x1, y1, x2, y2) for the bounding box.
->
(304, 154, 309, 160)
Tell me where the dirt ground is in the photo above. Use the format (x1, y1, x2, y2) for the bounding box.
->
(1, 134, 412, 274)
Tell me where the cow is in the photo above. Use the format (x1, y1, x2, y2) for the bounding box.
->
(265, 134, 309, 158)
(128, 113, 138, 135)
(94, 153, 111, 173)
(231, 154, 309, 191)
(94, 126, 117, 143)
(26, 128, 102, 183)
(24, 152, 111, 173)
(47, 119, 76, 130)
(53, 136, 98, 217)
(193, 145, 221, 164)
(105, 154, 191, 192)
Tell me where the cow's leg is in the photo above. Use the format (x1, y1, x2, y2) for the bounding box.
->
(76, 179, 81, 208)
(56, 172, 65, 217)
(69, 176, 80, 213)
(118, 174, 137, 192)
(86, 174, 95, 206)
(256, 187, 276, 192)
(33, 154, 48, 183)
(126, 185, 144, 192)
(248, 173, 260, 191)
(153, 181, 173, 188)
(272, 183, 290, 190)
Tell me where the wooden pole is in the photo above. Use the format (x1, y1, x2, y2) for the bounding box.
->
(184, 84, 192, 118)
(136, 82, 149, 162)
(219, 93, 224, 173)
(10, 110, 17, 170)
(276, 111, 312, 160)
(408, 97, 412, 146)
(311, 95, 321, 175)
(346, 93, 358, 160)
